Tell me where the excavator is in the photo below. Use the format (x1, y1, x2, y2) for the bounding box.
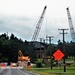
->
(11, 50, 30, 67)
(18, 50, 30, 61)
(17, 50, 30, 67)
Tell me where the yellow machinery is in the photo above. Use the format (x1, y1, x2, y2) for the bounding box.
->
(18, 50, 30, 61)
(18, 50, 30, 67)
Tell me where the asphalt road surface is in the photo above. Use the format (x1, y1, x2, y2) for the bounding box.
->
(0, 67, 40, 75)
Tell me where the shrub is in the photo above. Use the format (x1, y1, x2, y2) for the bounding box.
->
(70, 63, 75, 67)
(36, 61, 43, 68)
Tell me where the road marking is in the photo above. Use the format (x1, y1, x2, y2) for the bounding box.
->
(0, 69, 4, 73)
(17, 69, 29, 75)
(17, 69, 40, 75)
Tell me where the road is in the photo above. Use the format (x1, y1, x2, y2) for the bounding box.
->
(0, 67, 40, 75)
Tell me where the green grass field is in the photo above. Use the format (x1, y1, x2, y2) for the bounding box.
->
(26, 58, 75, 75)
(26, 67, 75, 75)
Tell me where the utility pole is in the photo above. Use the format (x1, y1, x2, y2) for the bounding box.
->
(39, 37, 47, 63)
(47, 36, 54, 69)
(42, 39, 46, 64)
(39, 38, 43, 59)
(58, 29, 68, 72)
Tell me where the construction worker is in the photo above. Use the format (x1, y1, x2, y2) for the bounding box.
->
(27, 59, 31, 68)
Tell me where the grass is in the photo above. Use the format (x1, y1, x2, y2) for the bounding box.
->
(26, 67, 75, 75)
(25, 58, 75, 75)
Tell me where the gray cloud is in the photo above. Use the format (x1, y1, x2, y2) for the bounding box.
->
(0, 9, 74, 43)
(0, 15, 34, 40)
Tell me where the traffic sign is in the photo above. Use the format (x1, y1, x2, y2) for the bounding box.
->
(53, 49, 64, 61)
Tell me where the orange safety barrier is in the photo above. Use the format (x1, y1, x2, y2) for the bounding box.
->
(28, 65, 31, 68)
(1, 63, 6, 67)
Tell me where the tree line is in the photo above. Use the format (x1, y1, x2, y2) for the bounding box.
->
(0, 33, 75, 63)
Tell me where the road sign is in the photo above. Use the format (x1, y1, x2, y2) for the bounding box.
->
(53, 49, 64, 61)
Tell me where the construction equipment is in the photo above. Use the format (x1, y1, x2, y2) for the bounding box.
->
(66, 7, 75, 42)
(18, 50, 30, 61)
(18, 50, 30, 67)
(32, 6, 47, 41)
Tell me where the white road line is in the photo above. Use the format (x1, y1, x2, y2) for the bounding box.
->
(17, 69, 40, 75)
(0, 69, 4, 73)
(17, 69, 29, 75)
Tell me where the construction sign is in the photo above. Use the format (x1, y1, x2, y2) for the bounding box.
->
(53, 49, 64, 61)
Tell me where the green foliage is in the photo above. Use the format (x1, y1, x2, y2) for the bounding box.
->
(36, 61, 43, 68)
(0, 33, 36, 62)
(0, 33, 75, 63)
(70, 63, 75, 67)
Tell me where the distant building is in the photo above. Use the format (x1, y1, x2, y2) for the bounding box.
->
(30, 41, 48, 59)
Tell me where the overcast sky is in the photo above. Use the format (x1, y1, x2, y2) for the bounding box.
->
(0, 0, 75, 43)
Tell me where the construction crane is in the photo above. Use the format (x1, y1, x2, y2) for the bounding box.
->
(66, 7, 75, 42)
(32, 6, 47, 41)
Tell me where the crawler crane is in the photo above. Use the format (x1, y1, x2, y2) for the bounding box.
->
(32, 6, 47, 41)
(66, 7, 75, 42)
